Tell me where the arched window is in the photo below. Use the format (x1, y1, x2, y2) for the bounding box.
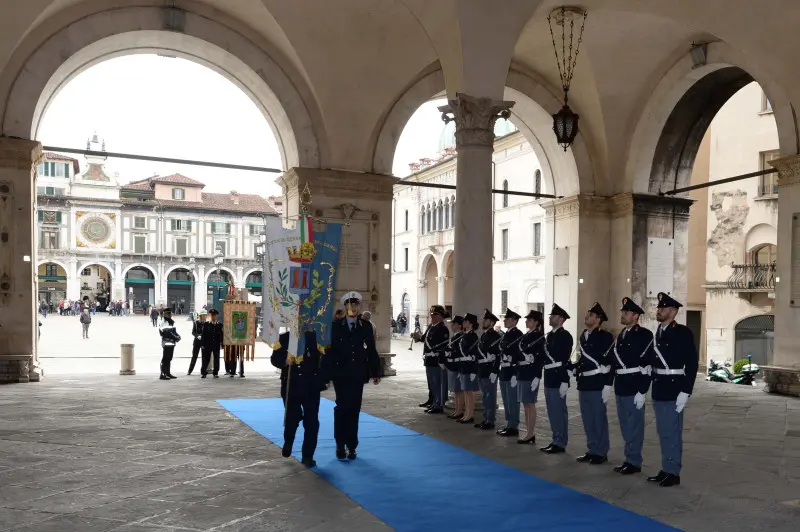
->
(750, 244, 777, 264)
(534, 169, 542, 195)
(431, 204, 437, 231)
(426, 205, 432, 233)
(437, 200, 444, 230)
(502, 180, 509, 208)
(451, 197, 456, 227)
(404, 209, 409, 231)
(420, 209, 426, 234)
(444, 198, 450, 228)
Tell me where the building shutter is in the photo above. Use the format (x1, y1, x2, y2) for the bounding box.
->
(38, 211, 43, 222)
(56, 212, 62, 224)
(226, 223, 231, 234)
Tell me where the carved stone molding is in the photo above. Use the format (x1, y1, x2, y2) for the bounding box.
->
(280, 167, 397, 200)
(769, 154, 800, 188)
(610, 193, 692, 220)
(0, 137, 41, 170)
(542, 195, 610, 220)
(439, 93, 515, 149)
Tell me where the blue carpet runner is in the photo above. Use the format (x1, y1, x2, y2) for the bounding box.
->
(218, 398, 679, 532)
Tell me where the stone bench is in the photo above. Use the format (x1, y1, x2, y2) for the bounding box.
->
(761, 366, 800, 397)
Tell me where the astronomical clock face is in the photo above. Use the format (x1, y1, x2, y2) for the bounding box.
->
(76, 212, 116, 249)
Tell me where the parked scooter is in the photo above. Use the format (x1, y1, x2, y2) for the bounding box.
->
(707, 354, 759, 386)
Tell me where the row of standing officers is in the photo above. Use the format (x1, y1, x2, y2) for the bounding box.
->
(420, 292, 698, 488)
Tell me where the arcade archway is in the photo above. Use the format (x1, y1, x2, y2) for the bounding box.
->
(167, 268, 194, 315)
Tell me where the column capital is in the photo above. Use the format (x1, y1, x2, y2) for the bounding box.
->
(609, 193, 693, 220)
(0, 137, 41, 170)
(438, 93, 515, 149)
(769, 154, 800, 188)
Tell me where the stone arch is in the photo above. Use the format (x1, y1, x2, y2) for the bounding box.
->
(122, 263, 157, 280)
(78, 262, 114, 279)
(37, 258, 68, 271)
(0, 5, 325, 170)
(205, 266, 237, 284)
(370, 63, 592, 197)
(164, 264, 196, 280)
(626, 41, 795, 195)
(745, 223, 778, 251)
(243, 267, 263, 281)
(419, 253, 438, 280)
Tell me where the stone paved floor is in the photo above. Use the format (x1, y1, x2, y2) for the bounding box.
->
(1, 317, 797, 530)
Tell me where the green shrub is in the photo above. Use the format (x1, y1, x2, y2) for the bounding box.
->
(733, 359, 749, 374)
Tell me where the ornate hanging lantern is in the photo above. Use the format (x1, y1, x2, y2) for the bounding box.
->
(547, 6, 587, 151)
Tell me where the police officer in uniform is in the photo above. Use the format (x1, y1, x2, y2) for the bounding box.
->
(497, 309, 523, 437)
(421, 305, 449, 414)
(187, 309, 207, 375)
(328, 291, 382, 460)
(457, 313, 480, 424)
(610, 297, 654, 475)
(517, 310, 545, 444)
(200, 308, 223, 378)
(271, 330, 324, 467)
(644, 292, 698, 487)
(572, 303, 615, 465)
(445, 316, 466, 419)
(540, 304, 573, 454)
(474, 310, 502, 430)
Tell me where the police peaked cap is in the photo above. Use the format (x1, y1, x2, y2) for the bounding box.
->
(429, 305, 446, 316)
(587, 302, 608, 322)
(340, 291, 362, 306)
(208, 308, 219, 315)
(451, 315, 464, 324)
(549, 303, 570, 320)
(525, 310, 544, 323)
(656, 292, 683, 309)
(620, 297, 644, 315)
(464, 313, 479, 326)
(483, 309, 499, 323)
(504, 309, 521, 320)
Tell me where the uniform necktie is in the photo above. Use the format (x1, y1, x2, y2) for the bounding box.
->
(351, 322, 356, 332)
(657, 326, 662, 340)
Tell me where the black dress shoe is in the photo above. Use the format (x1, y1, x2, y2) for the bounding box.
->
(539, 444, 553, 452)
(419, 401, 432, 408)
(281, 443, 292, 458)
(496, 427, 519, 437)
(167, 373, 177, 379)
(458, 417, 474, 424)
(159, 374, 169, 380)
(426, 407, 444, 414)
(659, 474, 680, 487)
(576, 452, 593, 463)
(647, 470, 668, 482)
(336, 448, 347, 460)
(347, 451, 357, 460)
(447, 413, 460, 419)
(544, 445, 566, 454)
(201, 374, 207, 379)
(301, 457, 316, 467)
(517, 437, 535, 444)
(480, 422, 495, 430)
(589, 455, 608, 465)
(613, 462, 629, 473)
(619, 464, 641, 475)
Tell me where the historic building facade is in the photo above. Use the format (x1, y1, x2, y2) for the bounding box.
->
(35, 136, 275, 313)
(392, 122, 547, 324)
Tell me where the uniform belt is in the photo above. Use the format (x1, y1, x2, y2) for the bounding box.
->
(478, 359, 494, 364)
(518, 360, 534, 366)
(500, 362, 511, 368)
(580, 366, 610, 377)
(544, 361, 562, 370)
(424, 352, 440, 358)
(654, 368, 685, 376)
(616, 367, 642, 375)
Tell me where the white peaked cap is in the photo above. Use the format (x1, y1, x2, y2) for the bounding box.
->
(340, 291, 362, 306)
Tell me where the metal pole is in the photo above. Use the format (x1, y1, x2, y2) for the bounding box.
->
(398, 179, 560, 199)
(660, 168, 777, 196)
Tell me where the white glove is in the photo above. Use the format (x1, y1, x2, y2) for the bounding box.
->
(559, 382, 568, 398)
(569, 368, 576, 378)
(524, 352, 535, 363)
(531, 377, 540, 391)
(641, 365, 652, 376)
(633, 392, 645, 410)
(489, 373, 497, 384)
(602, 385, 612, 404)
(470, 373, 476, 381)
(675, 392, 690, 413)
(510, 376, 518, 388)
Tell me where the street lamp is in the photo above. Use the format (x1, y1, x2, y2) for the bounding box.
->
(213, 250, 224, 309)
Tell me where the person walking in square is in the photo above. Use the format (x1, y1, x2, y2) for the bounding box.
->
(79, 308, 91, 339)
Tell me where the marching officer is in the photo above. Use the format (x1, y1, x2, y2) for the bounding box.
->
(644, 292, 699, 487)
(271, 329, 325, 467)
(421, 305, 449, 414)
(187, 309, 207, 375)
(457, 313, 481, 424)
(474, 309, 502, 430)
(200, 308, 223, 378)
(540, 303, 573, 454)
(497, 309, 523, 437)
(445, 316, 466, 420)
(328, 291, 382, 460)
(572, 303, 615, 465)
(610, 297, 654, 475)
(516, 310, 546, 444)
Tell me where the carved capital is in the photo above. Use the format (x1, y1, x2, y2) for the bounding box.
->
(609, 193, 693, 220)
(0, 137, 42, 170)
(439, 93, 515, 149)
(542, 194, 610, 220)
(769, 154, 800, 188)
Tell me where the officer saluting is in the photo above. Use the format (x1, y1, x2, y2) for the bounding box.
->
(497, 309, 523, 437)
(328, 291, 382, 460)
(572, 303, 614, 465)
(474, 309, 502, 430)
(644, 292, 699, 487)
(540, 303, 573, 454)
(610, 297, 653, 475)
(270, 330, 325, 467)
(421, 305, 449, 414)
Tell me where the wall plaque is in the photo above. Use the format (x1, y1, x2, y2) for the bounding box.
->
(337, 222, 370, 292)
(646, 237, 674, 298)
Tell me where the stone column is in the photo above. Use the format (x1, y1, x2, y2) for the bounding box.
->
(195, 264, 207, 309)
(66, 257, 79, 300)
(439, 94, 514, 316)
(762, 155, 800, 395)
(278, 167, 396, 375)
(0, 137, 41, 383)
(436, 276, 446, 307)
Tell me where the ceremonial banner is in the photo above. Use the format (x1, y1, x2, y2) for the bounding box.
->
(296, 220, 343, 358)
(222, 300, 257, 360)
(260, 216, 302, 357)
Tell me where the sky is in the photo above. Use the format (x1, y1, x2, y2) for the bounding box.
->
(38, 55, 450, 197)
